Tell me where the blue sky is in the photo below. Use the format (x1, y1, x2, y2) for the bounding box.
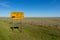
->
(0, 0, 60, 17)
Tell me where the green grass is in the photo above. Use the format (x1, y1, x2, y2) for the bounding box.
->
(0, 19, 60, 40)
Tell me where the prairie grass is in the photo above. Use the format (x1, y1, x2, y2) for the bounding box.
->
(0, 17, 60, 40)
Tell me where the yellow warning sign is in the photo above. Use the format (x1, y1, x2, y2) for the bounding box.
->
(11, 12, 24, 20)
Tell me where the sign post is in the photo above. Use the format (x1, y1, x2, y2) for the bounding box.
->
(10, 12, 24, 32)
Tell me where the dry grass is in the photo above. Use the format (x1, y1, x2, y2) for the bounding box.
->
(0, 17, 60, 40)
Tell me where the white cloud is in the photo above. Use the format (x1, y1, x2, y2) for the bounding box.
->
(0, 2, 10, 8)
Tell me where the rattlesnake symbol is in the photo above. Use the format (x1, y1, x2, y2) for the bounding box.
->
(11, 16, 15, 18)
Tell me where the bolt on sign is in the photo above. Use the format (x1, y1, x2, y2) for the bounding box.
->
(11, 12, 24, 20)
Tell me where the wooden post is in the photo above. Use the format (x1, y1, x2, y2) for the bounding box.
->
(12, 20, 14, 31)
(18, 20, 23, 32)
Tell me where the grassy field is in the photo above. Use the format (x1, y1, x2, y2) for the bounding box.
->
(0, 17, 60, 40)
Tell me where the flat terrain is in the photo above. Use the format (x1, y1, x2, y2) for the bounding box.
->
(0, 17, 60, 40)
